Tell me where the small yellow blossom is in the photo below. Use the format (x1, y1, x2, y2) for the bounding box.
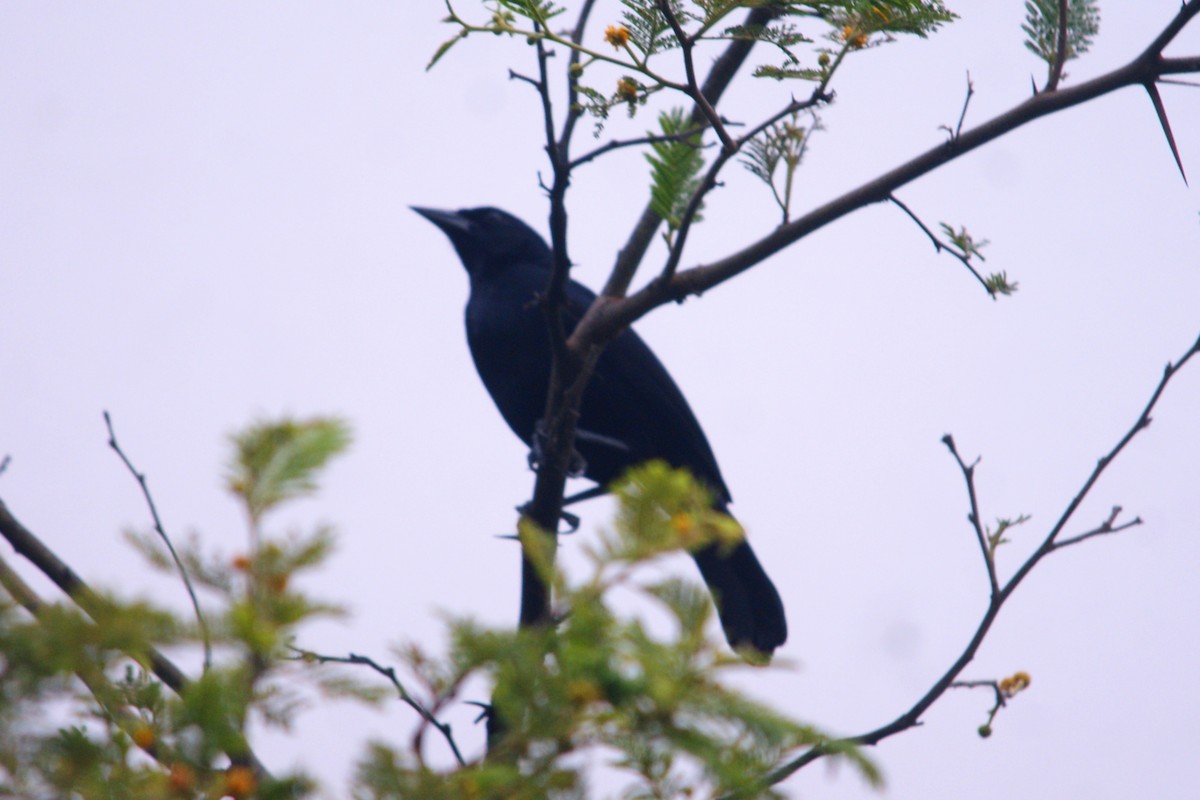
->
(841, 24, 869, 49)
(998, 670, 1032, 697)
(224, 766, 257, 799)
(604, 24, 631, 49)
(131, 723, 155, 749)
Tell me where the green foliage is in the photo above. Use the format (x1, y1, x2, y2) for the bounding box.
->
(0, 416, 355, 798)
(983, 271, 1019, 298)
(741, 112, 818, 223)
(0, 423, 875, 798)
(354, 462, 877, 798)
(646, 108, 706, 242)
(1022, 0, 1100, 65)
(226, 415, 351, 525)
(987, 514, 1031, 557)
(938, 222, 988, 263)
(620, 0, 683, 57)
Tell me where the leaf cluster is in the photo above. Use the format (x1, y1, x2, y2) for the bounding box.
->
(0, 417, 361, 798)
(1022, 0, 1100, 65)
(742, 111, 818, 222)
(646, 108, 707, 242)
(354, 463, 877, 798)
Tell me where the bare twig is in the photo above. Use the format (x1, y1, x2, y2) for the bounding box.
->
(291, 647, 467, 767)
(938, 71, 975, 141)
(745, 327, 1200, 793)
(941, 435, 999, 595)
(570, 125, 712, 170)
(1052, 506, 1141, 550)
(104, 411, 211, 671)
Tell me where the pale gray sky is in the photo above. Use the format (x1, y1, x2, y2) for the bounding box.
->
(2, 2, 1198, 798)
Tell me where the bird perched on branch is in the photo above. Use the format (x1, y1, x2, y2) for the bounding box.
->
(415, 206, 787, 657)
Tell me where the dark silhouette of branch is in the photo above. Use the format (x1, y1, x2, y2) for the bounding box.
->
(104, 411, 212, 671)
(576, 0, 1200, 347)
(889, 195, 994, 297)
(518, 4, 790, 642)
(938, 71, 975, 141)
(603, 5, 784, 298)
(941, 436, 998, 595)
(1053, 505, 1141, 550)
(655, 0, 734, 151)
(290, 647, 467, 768)
(570, 126, 712, 170)
(739, 328, 1200, 793)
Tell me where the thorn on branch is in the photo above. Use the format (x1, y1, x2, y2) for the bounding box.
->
(1144, 81, 1189, 185)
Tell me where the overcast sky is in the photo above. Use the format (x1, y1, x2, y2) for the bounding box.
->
(2, 2, 1199, 798)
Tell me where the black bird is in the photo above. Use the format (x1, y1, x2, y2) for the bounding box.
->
(414, 206, 787, 656)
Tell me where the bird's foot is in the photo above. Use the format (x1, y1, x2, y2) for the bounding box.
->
(528, 420, 588, 478)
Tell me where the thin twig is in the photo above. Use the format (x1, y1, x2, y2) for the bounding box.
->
(575, 1, 1200, 345)
(291, 647, 467, 767)
(889, 195, 994, 296)
(744, 327, 1200, 794)
(1052, 506, 1142, 550)
(104, 411, 211, 671)
(938, 71, 975, 140)
(570, 126, 712, 170)
(655, 0, 734, 151)
(557, 0, 596, 153)
(602, 5, 784, 298)
(942, 435, 999, 595)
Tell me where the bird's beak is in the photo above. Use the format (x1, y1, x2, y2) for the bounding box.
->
(411, 206, 472, 238)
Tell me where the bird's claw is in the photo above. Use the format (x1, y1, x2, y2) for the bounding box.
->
(528, 420, 587, 477)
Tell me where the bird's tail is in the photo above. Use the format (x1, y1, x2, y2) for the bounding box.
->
(691, 521, 787, 658)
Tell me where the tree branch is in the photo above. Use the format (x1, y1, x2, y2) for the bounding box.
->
(576, 0, 1200, 347)
(602, 5, 784, 298)
(104, 411, 212, 671)
(752, 327, 1200, 791)
(0, 498, 273, 780)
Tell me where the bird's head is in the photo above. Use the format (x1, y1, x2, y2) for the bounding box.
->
(413, 206, 552, 278)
